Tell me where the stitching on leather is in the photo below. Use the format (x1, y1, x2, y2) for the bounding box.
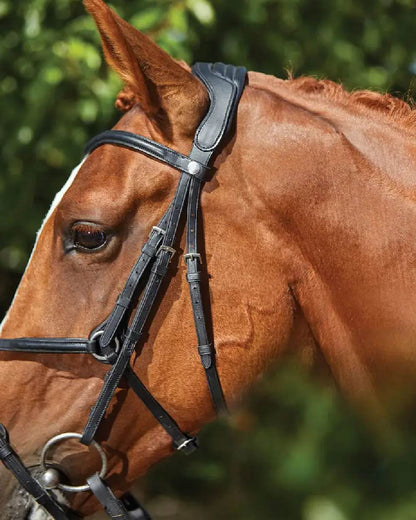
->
(194, 70, 217, 151)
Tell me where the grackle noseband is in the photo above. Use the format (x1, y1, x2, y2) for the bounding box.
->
(0, 63, 247, 519)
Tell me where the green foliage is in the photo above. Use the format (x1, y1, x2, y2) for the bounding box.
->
(141, 362, 416, 520)
(2, 2, 416, 519)
(1, 0, 416, 309)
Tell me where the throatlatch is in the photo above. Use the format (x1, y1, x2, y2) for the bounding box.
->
(0, 62, 247, 519)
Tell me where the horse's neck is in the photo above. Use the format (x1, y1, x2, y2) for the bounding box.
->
(242, 81, 416, 427)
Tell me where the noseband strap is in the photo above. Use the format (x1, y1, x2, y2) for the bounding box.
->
(0, 337, 95, 354)
(0, 62, 247, 520)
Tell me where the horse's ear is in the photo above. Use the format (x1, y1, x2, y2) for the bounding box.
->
(83, 0, 208, 139)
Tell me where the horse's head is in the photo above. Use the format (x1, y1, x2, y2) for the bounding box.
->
(0, 0, 297, 516)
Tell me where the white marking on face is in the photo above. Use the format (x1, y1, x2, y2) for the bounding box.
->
(0, 158, 87, 334)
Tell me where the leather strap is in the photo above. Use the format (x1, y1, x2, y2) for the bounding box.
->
(184, 178, 227, 413)
(181, 62, 246, 413)
(125, 367, 198, 454)
(0, 424, 74, 520)
(0, 337, 94, 354)
(84, 131, 210, 182)
(98, 208, 172, 358)
(87, 473, 150, 520)
(120, 493, 152, 520)
(81, 172, 192, 446)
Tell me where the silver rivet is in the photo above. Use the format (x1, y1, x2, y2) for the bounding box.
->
(188, 161, 202, 176)
(40, 468, 61, 489)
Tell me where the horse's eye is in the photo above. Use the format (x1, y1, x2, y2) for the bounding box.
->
(72, 223, 107, 251)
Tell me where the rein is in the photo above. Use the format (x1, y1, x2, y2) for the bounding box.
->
(0, 62, 247, 519)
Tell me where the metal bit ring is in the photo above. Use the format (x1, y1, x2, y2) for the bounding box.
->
(40, 432, 108, 492)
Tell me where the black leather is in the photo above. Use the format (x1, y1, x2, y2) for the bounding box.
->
(87, 473, 151, 520)
(0, 424, 75, 520)
(84, 130, 210, 182)
(98, 209, 172, 357)
(0, 337, 94, 354)
(184, 177, 227, 413)
(190, 62, 247, 164)
(81, 172, 192, 446)
(81, 62, 246, 441)
(181, 62, 247, 413)
(125, 367, 198, 454)
(120, 493, 152, 520)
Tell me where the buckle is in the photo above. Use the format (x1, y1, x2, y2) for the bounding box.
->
(183, 252, 201, 264)
(157, 245, 176, 259)
(175, 436, 199, 455)
(149, 225, 166, 239)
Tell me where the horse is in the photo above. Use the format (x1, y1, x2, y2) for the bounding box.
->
(2, 0, 416, 517)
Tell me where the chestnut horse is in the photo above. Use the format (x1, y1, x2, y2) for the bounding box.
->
(2, 0, 416, 517)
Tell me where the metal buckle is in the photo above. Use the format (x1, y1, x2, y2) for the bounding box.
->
(183, 252, 201, 264)
(158, 245, 176, 259)
(149, 225, 166, 238)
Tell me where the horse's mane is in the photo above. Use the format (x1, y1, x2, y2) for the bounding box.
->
(249, 71, 416, 131)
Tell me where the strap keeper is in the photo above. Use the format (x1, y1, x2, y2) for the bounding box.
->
(174, 435, 199, 455)
(124, 329, 142, 344)
(198, 344, 213, 369)
(186, 272, 201, 283)
(141, 242, 157, 257)
(116, 295, 130, 309)
(0, 444, 12, 460)
(151, 263, 168, 277)
(198, 344, 213, 357)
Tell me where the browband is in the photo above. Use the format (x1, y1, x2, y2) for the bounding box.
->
(84, 130, 211, 182)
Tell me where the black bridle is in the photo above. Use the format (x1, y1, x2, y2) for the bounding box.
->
(0, 62, 247, 519)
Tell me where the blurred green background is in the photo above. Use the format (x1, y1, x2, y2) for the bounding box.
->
(2, 1, 416, 519)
